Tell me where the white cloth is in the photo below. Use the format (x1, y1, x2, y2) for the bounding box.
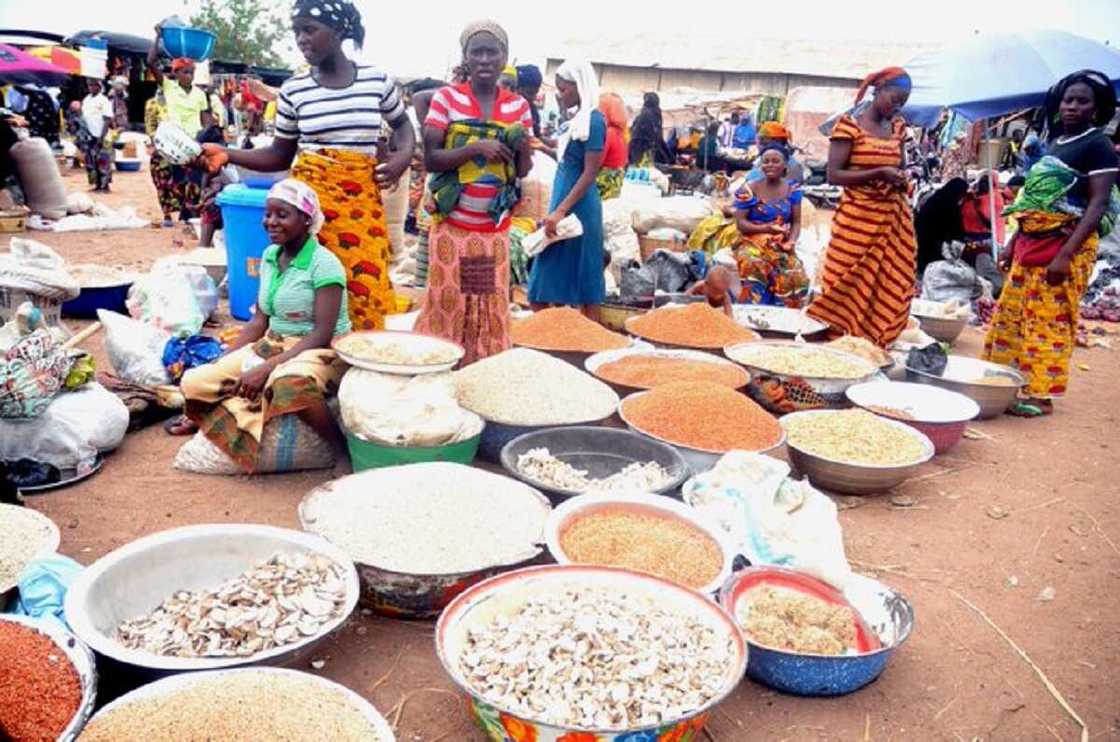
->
(81, 93, 112, 139)
(555, 60, 600, 159)
(521, 215, 584, 258)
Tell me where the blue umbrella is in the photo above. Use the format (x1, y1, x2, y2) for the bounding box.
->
(904, 30, 1120, 127)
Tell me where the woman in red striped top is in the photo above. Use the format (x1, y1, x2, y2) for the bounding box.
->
(807, 67, 918, 347)
(413, 20, 533, 365)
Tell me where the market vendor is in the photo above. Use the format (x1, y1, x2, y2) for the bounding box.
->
(596, 92, 629, 199)
(169, 179, 349, 471)
(199, 0, 415, 331)
(528, 60, 607, 321)
(413, 20, 533, 364)
(807, 67, 917, 346)
(747, 122, 805, 184)
(984, 69, 1119, 417)
(732, 143, 810, 308)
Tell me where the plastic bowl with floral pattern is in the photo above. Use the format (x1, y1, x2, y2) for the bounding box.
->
(436, 564, 748, 742)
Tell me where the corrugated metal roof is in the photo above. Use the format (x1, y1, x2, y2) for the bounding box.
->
(549, 35, 941, 80)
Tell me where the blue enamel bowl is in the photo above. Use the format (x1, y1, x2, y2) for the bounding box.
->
(720, 569, 914, 697)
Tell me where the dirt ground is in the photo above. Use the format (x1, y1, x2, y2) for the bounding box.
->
(19, 166, 1120, 741)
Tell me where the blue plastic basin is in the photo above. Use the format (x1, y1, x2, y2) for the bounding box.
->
(160, 27, 216, 62)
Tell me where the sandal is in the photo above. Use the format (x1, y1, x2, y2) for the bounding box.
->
(164, 415, 198, 436)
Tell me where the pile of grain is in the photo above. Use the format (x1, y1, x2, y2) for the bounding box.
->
(511, 307, 629, 352)
(300, 463, 550, 575)
(726, 343, 875, 379)
(0, 505, 58, 591)
(628, 303, 759, 349)
(827, 336, 892, 368)
(736, 585, 859, 655)
(335, 332, 461, 366)
(79, 670, 388, 741)
(622, 382, 783, 452)
(454, 348, 618, 425)
(595, 354, 749, 390)
(784, 410, 927, 465)
(559, 508, 723, 589)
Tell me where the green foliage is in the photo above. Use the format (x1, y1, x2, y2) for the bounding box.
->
(188, 0, 291, 67)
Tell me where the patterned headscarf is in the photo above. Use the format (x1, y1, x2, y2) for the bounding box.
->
(855, 66, 911, 104)
(292, 0, 365, 47)
(267, 178, 325, 236)
(758, 140, 791, 161)
(460, 20, 508, 55)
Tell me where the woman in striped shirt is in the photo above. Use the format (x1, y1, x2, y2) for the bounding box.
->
(413, 20, 533, 365)
(807, 67, 917, 347)
(201, 0, 415, 331)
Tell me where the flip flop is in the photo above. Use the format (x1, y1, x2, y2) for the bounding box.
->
(1007, 402, 1050, 418)
(164, 415, 198, 436)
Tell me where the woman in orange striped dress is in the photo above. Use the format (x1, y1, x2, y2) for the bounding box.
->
(807, 68, 917, 347)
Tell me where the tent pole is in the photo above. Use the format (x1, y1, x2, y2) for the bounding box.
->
(987, 129, 999, 260)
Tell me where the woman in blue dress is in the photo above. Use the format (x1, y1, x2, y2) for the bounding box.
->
(529, 60, 606, 320)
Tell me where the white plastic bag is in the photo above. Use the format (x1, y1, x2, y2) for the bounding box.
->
(521, 215, 583, 258)
(0, 238, 79, 300)
(173, 415, 336, 475)
(632, 196, 715, 235)
(66, 192, 96, 215)
(683, 452, 853, 589)
(97, 310, 172, 385)
(127, 258, 211, 337)
(0, 382, 128, 470)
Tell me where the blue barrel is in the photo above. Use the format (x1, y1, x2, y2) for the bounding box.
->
(217, 184, 270, 321)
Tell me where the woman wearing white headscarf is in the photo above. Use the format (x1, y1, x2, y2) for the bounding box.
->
(528, 60, 607, 318)
(170, 179, 349, 472)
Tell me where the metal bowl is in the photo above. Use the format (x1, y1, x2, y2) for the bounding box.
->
(733, 305, 829, 339)
(846, 381, 980, 455)
(64, 524, 360, 679)
(477, 415, 615, 465)
(500, 426, 689, 501)
(724, 340, 880, 404)
(620, 391, 786, 474)
(719, 568, 914, 696)
(585, 346, 750, 397)
(914, 314, 969, 344)
(0, 503, 60, 600)
(780, 410, 935, 495)
(0, 613, 98, 741)
(905, 355, 1026, 420)
(544, 494, 735, 595)
(298, 465, 552, 619)
(81, 667, 395, 739)
(437, 564, 748, 741)
(332, 330, 465, 375)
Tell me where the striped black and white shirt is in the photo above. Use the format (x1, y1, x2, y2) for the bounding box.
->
(275, 64, 407, 153)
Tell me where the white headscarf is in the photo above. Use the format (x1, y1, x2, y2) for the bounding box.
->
(555, 60, 600, 159)
(267, 178, 325, 236)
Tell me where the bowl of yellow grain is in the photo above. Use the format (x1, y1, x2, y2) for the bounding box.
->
(543, 493, 735, 595)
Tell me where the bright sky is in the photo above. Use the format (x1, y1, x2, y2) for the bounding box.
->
(1, 0, 1116, 79)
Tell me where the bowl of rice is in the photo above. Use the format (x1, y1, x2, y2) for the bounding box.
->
(780, 409, 935, 494)
(724, 340, 879, 408)
(719, 566, 913, 696)
(333, 331, 465, 375)
(544, 493, 735, 595)
(846, 381, 980, 454)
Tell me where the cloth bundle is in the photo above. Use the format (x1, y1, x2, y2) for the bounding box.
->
(338, 368, 482, 448)
(0, 330, 74, 419)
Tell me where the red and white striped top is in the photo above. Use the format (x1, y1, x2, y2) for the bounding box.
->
(425, 83, 533, 232)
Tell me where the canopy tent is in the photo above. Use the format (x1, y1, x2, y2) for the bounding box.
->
(0, 43, 69, 87)
(64, 31, 153, 58)
(904, 31, 1120, 127)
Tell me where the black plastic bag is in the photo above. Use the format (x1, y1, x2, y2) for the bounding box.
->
(3, 459, 61, 489)
(908, 343, 948, 377)
(619, 251, 692, 302)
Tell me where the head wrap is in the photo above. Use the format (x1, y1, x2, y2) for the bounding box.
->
(267, 178, 325, 236)
(555, 59, 600, 159)
(171, 58, 195, 73)
(757, 121, 791, 142)
(855, 66, 911, 104)
(292, 0, 365, 47)
(501, 65, 518, 81)
(598, 92, 630, 143)
(460, 20, 508, 55)
(1044, 69, 1118, 129)
(643, 92, 660, 111)
(758, 140, 790, 161)
(516, 64, 542, 90)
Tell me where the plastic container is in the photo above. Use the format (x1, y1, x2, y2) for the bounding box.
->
(160, 26, 216, 61)
(216, 184, 270, 321)
(114, 159, 142, 172)
(346, 431, 481, 472)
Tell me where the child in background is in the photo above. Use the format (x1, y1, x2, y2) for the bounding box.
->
(686, 264, 735, 316)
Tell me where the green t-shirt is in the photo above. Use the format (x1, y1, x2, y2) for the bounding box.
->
(161, 79, 209, 137)
(258, 237, 351, 338)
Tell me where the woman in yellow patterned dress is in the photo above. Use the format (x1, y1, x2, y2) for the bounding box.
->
(983, 70, 1118, 417)
(200, 0, 414, 331)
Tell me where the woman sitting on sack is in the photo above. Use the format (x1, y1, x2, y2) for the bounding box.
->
(169, 180, 349, 471)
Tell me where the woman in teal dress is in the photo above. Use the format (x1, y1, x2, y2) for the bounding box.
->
(529, 60, 606, 319)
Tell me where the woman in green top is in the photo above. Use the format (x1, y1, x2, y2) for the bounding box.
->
(170, 179, 350, 473)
